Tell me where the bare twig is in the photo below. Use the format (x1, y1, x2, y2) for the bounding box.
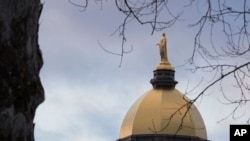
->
(97, 40, 133, 67)
(70, 0, 250, 127)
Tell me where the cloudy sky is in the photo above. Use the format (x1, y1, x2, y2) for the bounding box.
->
(34, 0, 250, 141)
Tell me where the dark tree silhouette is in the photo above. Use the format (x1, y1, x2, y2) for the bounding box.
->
(0, 0, 44, 140)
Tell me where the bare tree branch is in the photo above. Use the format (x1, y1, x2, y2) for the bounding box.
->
(69, 0, 89, 12)
(70, 0, 250, 125)
(112, 0, 182, 66)
(97, 40, 133, 67)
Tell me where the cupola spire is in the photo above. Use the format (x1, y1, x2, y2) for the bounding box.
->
(150, 33, 178, 89)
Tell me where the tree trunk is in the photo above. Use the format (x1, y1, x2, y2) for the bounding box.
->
(0, 0, 44, 141)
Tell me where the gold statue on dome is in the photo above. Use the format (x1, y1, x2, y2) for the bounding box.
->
(154, 33, 173, 70)
(157, 33, 168, 62)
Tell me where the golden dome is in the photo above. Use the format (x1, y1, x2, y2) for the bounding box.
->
(118, 33, 208, 141)
(119, 88, 207, 140)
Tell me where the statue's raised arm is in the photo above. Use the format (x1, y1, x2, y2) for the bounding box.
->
(157, 33, 168, 62)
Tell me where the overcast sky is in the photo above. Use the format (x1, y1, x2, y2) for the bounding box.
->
(34, 0, 250, 141)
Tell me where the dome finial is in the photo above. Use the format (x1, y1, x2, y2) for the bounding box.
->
(156, 33, 168, 62)
(151, 33, 178, 89)
(155, 33, 173, 70)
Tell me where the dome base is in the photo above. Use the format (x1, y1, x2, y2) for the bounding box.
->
(117, 134, 209, 141)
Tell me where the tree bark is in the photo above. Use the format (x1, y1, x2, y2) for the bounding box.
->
(0, 0, 44, 141)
